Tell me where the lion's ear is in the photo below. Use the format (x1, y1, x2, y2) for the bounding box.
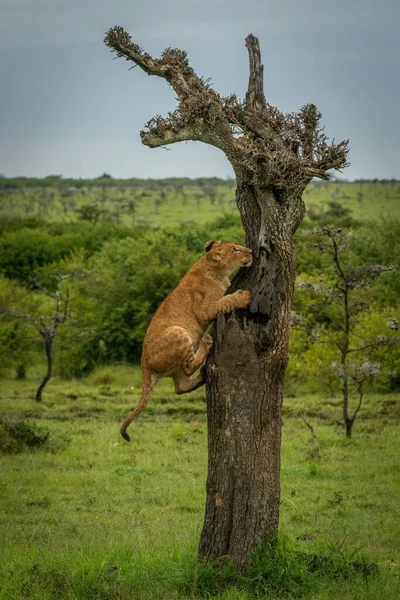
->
(204, 240, 220, 253)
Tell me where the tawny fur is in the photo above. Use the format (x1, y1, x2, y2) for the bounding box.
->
(120, 240, 252, 441)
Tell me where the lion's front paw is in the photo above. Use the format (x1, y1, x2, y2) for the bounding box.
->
(201, 334, 214, 349)
(235, 289, 251, 308)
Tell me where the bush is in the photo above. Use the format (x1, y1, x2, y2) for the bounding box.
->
(0, 417, 49, 454)
(0, 222, 136, 282)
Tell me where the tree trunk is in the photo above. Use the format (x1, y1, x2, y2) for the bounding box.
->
(199, 316, 288, 566)
(342, 365, 351, 438)
(36, 338, 53, 402)
(345, 418, 354, 438)
(199, 182, 299, 568)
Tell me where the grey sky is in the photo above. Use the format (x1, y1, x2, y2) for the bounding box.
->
(0, 0, 399, 180)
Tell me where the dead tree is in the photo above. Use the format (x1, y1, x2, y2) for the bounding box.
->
(104, 28, 349, 569)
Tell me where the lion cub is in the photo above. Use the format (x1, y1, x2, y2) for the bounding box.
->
(120, 240, 252, 441)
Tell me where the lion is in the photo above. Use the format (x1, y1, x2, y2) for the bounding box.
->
(120, 240, 253, 441)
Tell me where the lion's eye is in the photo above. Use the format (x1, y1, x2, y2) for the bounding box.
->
(233, 247, 239, 253)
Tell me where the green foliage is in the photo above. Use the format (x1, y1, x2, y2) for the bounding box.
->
(0, 216, 44, 235)
(77, 204, 110, 224)
(0, 177, 399, 388)
(286, 330, 340, 396)
(0, 222, 136, 282)
(0, 417, 49, 454)
(0, 275, 41, 375)
(356, 310, 400, 391)
(349, 218, 400, 305)
(165, 213, 244, 255)
(0, 320, 33, 375)
(0, 228, 71, 280)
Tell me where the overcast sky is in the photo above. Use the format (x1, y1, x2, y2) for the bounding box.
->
(0, 0, 399, 180)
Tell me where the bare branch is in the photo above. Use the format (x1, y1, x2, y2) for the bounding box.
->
(140, 113, 226, 150)
(299, 104, 320, 160)
(141, 125, 198, 148)
(0, 310, 42, 333)
(303, 167, 331, 181)
(104, 26, 172, 80)
(313, 325, 344, 353)
(245, 34, 267, 111)
(236, 112, 288, 152)
(315, 139, 350, 172)
(348, 335, 400, 353)
(104, 26, 234, 153)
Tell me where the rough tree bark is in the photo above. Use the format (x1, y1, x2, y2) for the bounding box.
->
(104, 28, 349, 569)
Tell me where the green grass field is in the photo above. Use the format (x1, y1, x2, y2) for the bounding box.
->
(1, 177, 399, 597)
(1, 366, 399, 599)
(1, 178, 399, 228)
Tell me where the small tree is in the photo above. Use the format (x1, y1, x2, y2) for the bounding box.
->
(77, 204, 109, 224)
(1, 273, 71, 401)
(294, 227, 399, 437)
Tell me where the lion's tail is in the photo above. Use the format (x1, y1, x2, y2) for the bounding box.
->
(120, 369, 156, 442)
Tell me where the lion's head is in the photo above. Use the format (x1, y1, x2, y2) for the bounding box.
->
(204, 240, 252, 272)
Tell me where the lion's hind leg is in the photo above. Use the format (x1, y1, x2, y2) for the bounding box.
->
(182, 334, 213, 376)
(147, 327, 212, 391)
(168, 328, 212, 395)
(174, 366, 206, 395)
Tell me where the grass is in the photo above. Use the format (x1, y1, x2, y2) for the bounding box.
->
(1, 178, 399, 598)
(1, 179, 399, 228)
(303, 179, 400, 221)
(0, 368, 399, 598)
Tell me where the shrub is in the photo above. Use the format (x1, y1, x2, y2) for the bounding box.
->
(0, 417, 49, 454)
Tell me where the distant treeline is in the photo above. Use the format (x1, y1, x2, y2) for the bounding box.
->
(0, 175, 236, 190)
(0, 175, 399, 190)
